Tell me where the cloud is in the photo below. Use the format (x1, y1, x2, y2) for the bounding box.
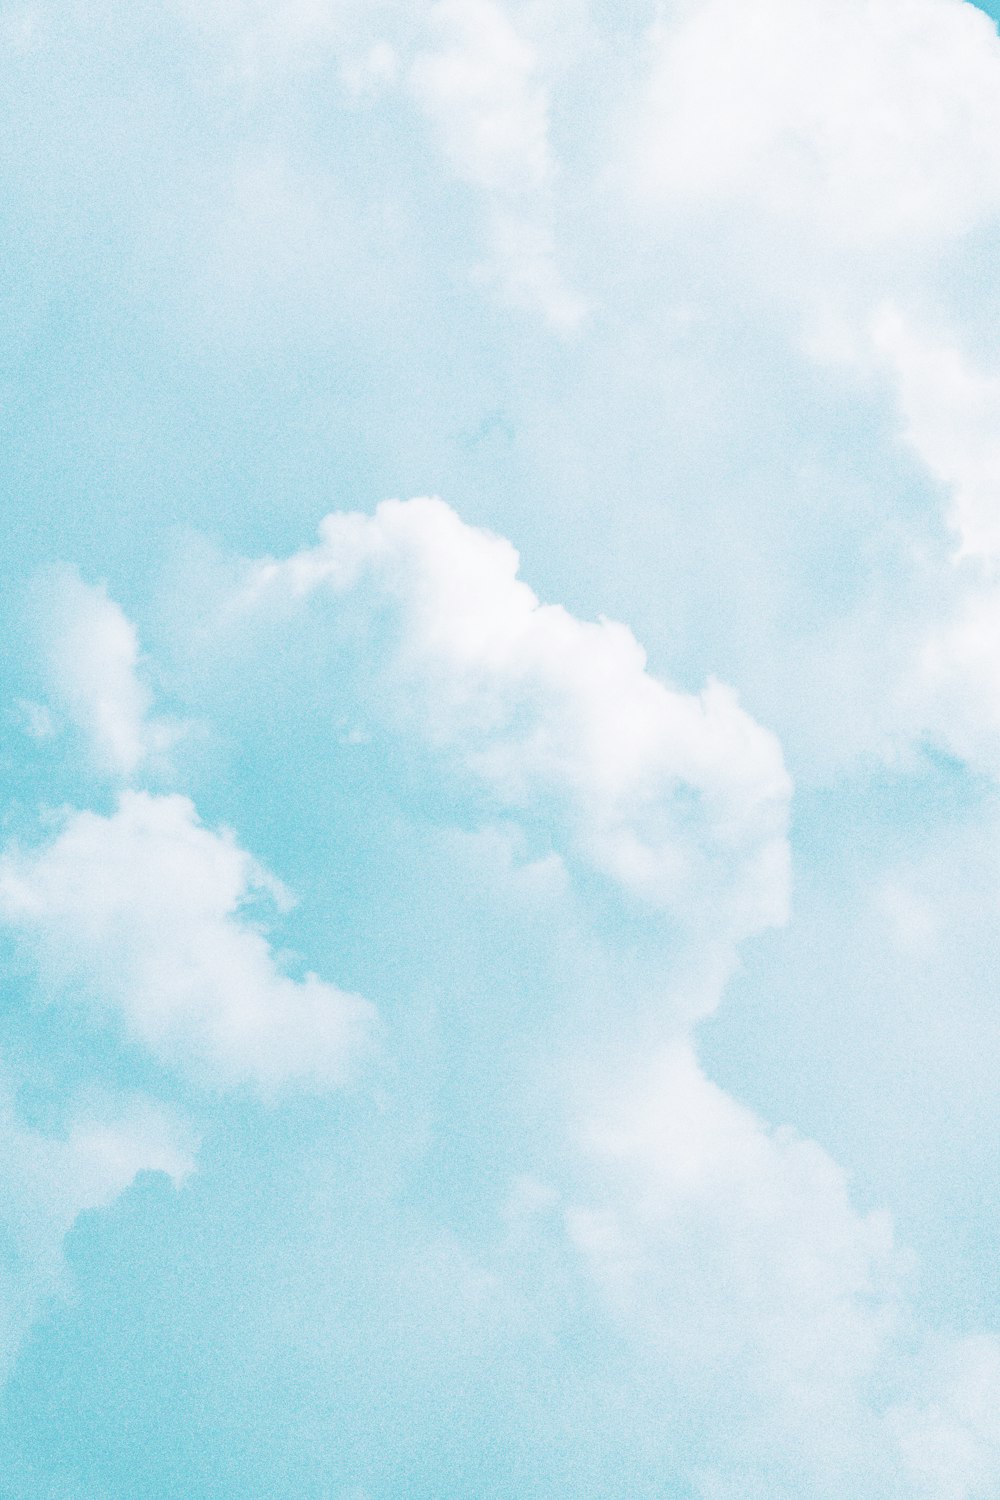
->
(477, 210, 587, 331)
(863, 314, 1000, 776)
(0, 791, 375, 1092)
(34, 568, 178, 780)
(411, 0, 585, 327)
(891, 1337, 1000, 1500)
(168, 0, 586, 326)
(9, 499, 1000, 1498)
(628, 0, 1000, 250)
(411, 0, 551, 196)
(236, 497, 791, 957)
(171, 0, 344, 85)
(909, 585, 1000, 776)
(875, 309, 1000, 563)
(758, 303, 1000, 782)
(0, 1092, 194, 1385)
(564, 1040, 1000, 1498)
(566, 1043, 904, 1480)
(5, 4, 1000, 1496)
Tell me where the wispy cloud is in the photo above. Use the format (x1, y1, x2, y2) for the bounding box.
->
(33, 568, 181, 780)
(412, 0, 586, 327)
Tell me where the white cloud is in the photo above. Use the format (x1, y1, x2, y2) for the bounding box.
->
(568, 1042, 902, 1410)
(411, 0, 585, 327)
(866, 316, 1000, 776)
(0, 1092, 194, 1384)
(238, 497, 791, 957)
(629, 0, 1000, 249)
(20, 497, 999, 1495)
(875, 309, 1000, 562)
(0, 791, 375, 1092)
(565, 1041, 1000, 1498)
(891, 1337, 1000, 1500)
(777, 305, 1000, 781)
(8, 5, 1000, 1495)
(37, 568, 178, 779)
(412, 0, 552, 195)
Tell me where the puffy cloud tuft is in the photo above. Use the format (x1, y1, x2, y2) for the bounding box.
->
(240, 496, 791, 949)
(0, 791, 376, 1092)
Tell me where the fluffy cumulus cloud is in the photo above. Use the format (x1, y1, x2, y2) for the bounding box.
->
(0, 791, 375, 1091)
(6, 0, 1000, 1496)
(173, 496, 1000, 1494)
(629, 0, 1000, 249)
(236, 497, 791, 952)
(563, 1044, 1000, 1499)
(569, 1046, 901, 1391)
(6, 496, 1000, 1496)
(618, 0, 1000, 557)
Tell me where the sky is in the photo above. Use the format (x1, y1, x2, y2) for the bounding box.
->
(3, 0, 1000, 1495)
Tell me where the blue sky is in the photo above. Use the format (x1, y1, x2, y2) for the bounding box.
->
(4, 0, 1000, 1495)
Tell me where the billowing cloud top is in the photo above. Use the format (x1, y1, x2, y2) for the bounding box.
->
(241, 497, 791, 944)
